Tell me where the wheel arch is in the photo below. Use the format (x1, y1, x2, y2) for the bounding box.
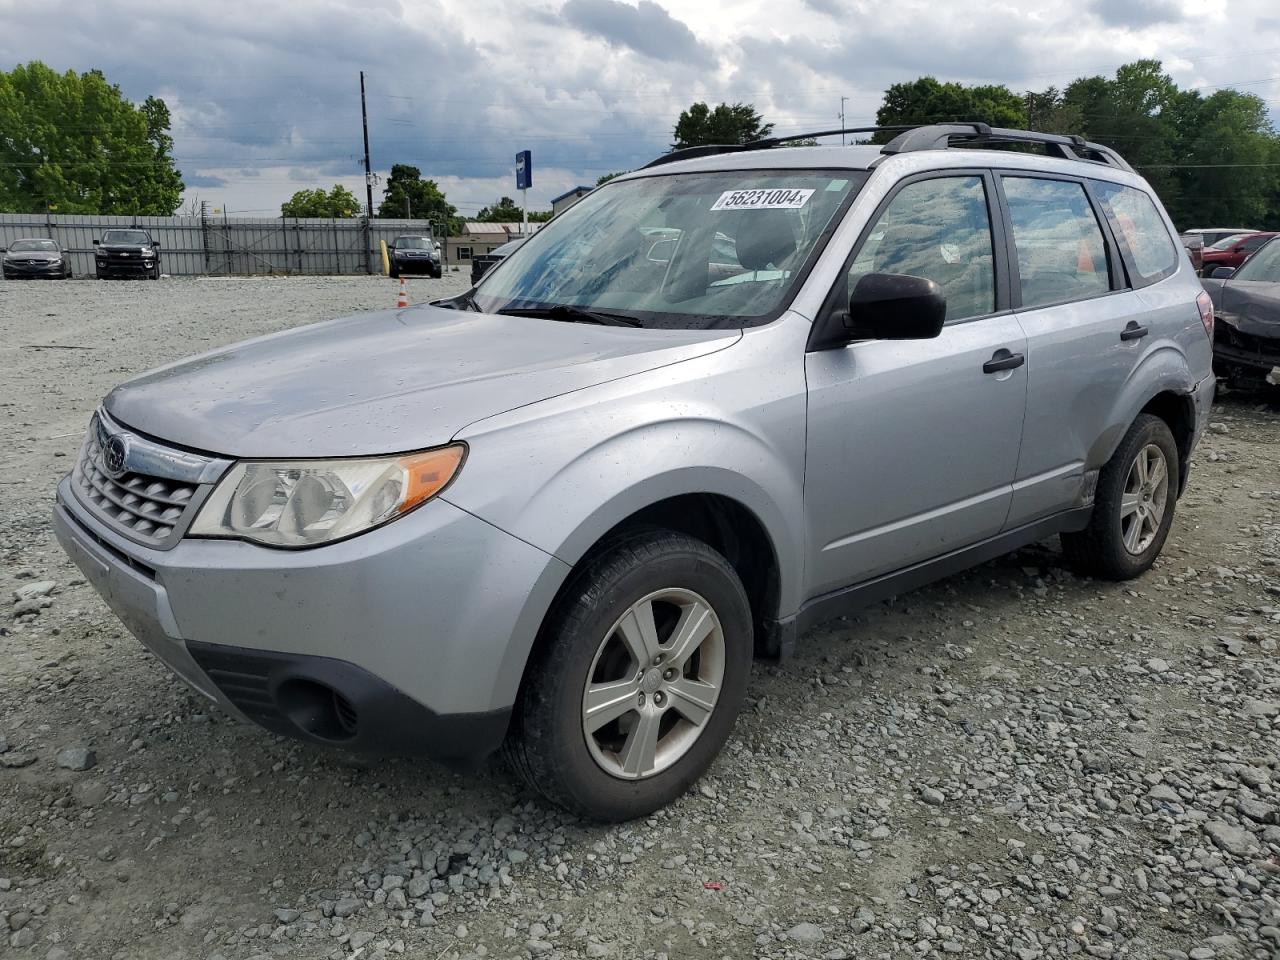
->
(491, 485, 791, 722)
(1137, 390, 1196, 495)
(1089, 346, 1200, 495)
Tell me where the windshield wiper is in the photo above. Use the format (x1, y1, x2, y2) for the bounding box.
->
(497, 304, 641, 327)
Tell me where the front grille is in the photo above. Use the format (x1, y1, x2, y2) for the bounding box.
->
(69, 411, 228, 549)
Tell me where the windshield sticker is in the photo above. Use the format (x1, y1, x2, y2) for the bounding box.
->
(711, 188, 815, 212)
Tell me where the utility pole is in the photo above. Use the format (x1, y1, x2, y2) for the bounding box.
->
(360, 70, 374, 274)
(840, 97, 849, 144)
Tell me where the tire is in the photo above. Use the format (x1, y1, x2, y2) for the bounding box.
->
(1061, 414, 1180, 580)
(389, 267, 399, 279)
(505, 530, 752, 821)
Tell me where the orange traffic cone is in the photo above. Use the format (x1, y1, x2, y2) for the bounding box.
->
(396, 277, 408, 308)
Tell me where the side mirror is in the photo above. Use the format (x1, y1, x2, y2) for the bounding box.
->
(845, 273, 946, 341)
(1210, 266, 1235, 280)
(152, 240, 161, 250)
(93, 239, 100, 246)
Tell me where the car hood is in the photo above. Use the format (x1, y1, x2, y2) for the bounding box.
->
(5, 250, 60, 261)
(105, 304, 740, 458)
(1204, 279, 1280, 337)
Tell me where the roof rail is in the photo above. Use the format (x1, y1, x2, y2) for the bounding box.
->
(640, 122, 1132, 173)
(641, 126, 917, 169)
(879, 123, 1133, 172)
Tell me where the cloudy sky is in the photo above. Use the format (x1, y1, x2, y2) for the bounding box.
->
(3, 0, 1278, 218)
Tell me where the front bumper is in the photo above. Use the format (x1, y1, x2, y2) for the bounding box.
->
(4, 260, 68, 278)
(97, 258, 156, 276)
(1214, 325, 1280, 384)
(394, 258, 441, 275)
(54, 477, 570, 765)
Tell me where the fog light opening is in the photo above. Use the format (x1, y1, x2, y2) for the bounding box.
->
(276, 679, 358, 742)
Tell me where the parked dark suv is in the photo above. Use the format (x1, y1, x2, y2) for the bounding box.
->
(389, 235, 441, 278)
(95, 229, 161, 280)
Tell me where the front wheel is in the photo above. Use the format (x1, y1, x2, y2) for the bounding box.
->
(1061, 414, 1180, 580)
(506, 531, 752, 821)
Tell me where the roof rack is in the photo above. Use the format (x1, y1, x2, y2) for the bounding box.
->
(878, 123, 1133, 172)
(642, 126, 915, 169)
(641, 122, 1133, 173)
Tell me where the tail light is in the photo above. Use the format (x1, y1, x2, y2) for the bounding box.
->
(1196, 291, 1214, 339)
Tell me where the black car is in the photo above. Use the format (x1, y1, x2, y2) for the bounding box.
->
(3, 238, 72, 279)
(1202, 236, 1280, 389)
(95, 229, 161, 279)
(389, 235, 441, 278)
(469, 237, 525, 285)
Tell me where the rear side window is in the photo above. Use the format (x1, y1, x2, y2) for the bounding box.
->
(846, 176, 996, 322)
(1091, 181, 1178, 285)
(1241, 234, 1272, 252)
(1002, 177, 1110, 309)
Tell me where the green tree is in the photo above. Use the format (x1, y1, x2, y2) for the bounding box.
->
(672, 102, 773, 150)
(596, 171, 626, 185)
(0, 61, 183, 214)
(873, 77, 1026, 142)
(1171, 88, 1276, 228)
(869, 62, 1280, 228)
(475, 196, 523, 221)
(377, 163, 463, 231)
(1062, 60, 1183, 210)
(280, 184, 360, 218)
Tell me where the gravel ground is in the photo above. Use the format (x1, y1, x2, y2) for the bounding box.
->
(1, 275, 1278, 960)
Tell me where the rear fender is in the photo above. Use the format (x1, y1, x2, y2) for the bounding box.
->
(1088, 343, 1198, 470)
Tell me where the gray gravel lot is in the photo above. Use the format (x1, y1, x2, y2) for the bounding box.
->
(1, 276, 1278, 960)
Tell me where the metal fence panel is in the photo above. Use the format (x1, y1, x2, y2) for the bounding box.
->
(0, 213, 437, 277)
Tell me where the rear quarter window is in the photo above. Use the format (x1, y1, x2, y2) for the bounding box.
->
(1091, 182, 1178, 286)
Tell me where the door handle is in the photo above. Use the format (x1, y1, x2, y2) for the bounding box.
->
(983, 349, 1025, 374)
(1120, 322, 1149, 341)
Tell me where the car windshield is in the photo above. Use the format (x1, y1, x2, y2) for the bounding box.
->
(1208, 233, 1251, 251)
(473, 169, 867, 329)
(10, 239, 57, 252)
(1233, 238, 1280, 282)
(102, 230, 150, 245)
(396, 237, 433, 250)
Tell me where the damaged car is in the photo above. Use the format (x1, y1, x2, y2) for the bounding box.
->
(1203, 235, 1280, 389)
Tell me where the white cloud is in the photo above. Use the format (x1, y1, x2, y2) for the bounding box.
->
(1, 0, 1276, 215)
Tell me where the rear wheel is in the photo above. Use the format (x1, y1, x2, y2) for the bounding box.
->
(506, 531, 752, 821)
(1061, 414, 1179, 580)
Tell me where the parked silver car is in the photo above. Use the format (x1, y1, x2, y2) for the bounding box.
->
(55, 124, 1215, 820)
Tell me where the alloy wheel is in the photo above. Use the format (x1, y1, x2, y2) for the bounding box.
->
(581, 588, 725, 780)
(1120, 443, 1169, 554)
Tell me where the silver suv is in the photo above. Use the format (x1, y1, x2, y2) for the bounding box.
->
(55, 124, 1215, 821)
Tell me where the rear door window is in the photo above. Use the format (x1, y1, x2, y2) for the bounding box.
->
(1090, 181, 1178, 286)
(1002, 177, 1111, 308)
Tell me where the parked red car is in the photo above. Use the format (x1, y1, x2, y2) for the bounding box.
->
(1201, 232, 1277, 275)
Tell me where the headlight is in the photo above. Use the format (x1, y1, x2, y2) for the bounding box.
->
(189, 445, 465, 547)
